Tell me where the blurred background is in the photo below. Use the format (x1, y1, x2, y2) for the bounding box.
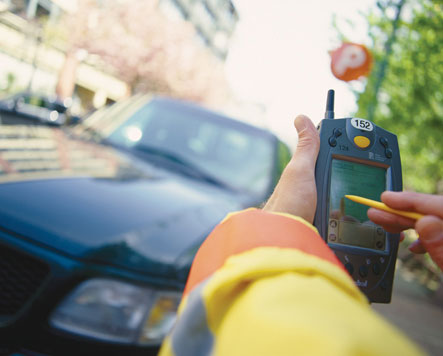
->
(0, 0, 441, 354)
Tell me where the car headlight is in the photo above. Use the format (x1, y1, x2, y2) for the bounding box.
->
(50, 278, 181, 345)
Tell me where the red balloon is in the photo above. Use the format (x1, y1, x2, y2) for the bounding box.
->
(330, 43, 372, 82)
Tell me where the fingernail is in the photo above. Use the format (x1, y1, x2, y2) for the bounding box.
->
(294, 115, 308, 133)
(408, 240, 419, 249)
(408, 239, 426, 254)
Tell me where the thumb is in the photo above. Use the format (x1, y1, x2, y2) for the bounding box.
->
(294, 115, 320, 163)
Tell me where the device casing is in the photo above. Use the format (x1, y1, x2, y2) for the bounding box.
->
(314, 117, 402, 303)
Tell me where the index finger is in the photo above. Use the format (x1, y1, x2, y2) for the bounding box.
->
(381, 191, 443, 219)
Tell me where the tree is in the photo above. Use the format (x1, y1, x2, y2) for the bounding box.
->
(51, 0, 229, 106)
(354, 0, 443, 193)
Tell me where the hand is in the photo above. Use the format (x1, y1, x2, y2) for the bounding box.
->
(367, 191, 443, 269)
(263, 115, 320, 223)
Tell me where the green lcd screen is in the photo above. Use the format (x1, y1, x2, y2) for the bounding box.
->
(327, 159, 387, 251)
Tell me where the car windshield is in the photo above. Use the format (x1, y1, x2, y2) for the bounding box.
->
(80, 97, 275, 196)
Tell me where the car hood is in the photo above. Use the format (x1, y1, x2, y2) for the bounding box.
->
(0, 125, 242, 281)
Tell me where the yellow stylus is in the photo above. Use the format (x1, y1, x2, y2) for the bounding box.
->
(345, 195, 424, 220)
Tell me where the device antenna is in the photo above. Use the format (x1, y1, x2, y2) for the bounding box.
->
(324, 89, 335, 119)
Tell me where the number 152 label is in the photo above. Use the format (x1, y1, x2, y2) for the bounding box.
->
(351, 118, 373, 131)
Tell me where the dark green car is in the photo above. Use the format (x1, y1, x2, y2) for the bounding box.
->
(0, 95, 291, 355)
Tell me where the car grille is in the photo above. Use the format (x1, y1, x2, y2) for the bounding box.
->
(0, 245, 49, 319)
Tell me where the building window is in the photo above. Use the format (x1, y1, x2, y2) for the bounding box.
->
(159, 0, 188, 21)
(34, 3, 50, 20)
(193, 1, 216, 35)
(8, 0, 28, 17)
(9, 0, 58, 20)
(195, 28, 209, 47)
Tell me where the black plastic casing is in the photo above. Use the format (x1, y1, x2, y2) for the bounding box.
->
(314, 117, 402, 303)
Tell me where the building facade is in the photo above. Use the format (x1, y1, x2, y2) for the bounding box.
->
(0, 0, 129, 112)
(159, 0, 238, 60)
(0, 0, 238, 112)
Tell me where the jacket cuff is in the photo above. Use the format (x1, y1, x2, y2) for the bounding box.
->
(183, 208, 345, 296)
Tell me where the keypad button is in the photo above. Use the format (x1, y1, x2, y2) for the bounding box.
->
(333, 128, 342, 137)
(354, 136, 371, 148)
(379, 137, 388, 147)
(344, 263, 354, 275)
(329, 137, 337, 147)
(385, 148, 393, 158)
(372, 263, 381, 275)
(359, 265, 369, 278)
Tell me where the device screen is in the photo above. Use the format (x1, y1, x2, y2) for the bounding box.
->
(328, 159, 387, 251)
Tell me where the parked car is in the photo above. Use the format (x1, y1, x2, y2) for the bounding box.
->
(0, 95, 291, 355)
(0, 91, 81, 126)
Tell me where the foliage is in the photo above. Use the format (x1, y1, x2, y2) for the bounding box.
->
(0, 72, 18, 95)
(354, 0, 443, 193)
(46, 0, 229, 106)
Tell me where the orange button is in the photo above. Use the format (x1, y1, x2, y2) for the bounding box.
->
(354, 136, 370, 148)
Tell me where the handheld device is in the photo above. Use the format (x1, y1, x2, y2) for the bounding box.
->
(314, 90, 402, 303)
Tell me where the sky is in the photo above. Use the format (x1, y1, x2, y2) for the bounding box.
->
(225, 0, 376, 147)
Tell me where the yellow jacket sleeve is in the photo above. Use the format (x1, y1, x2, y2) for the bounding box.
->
(159, 209, 424, 356)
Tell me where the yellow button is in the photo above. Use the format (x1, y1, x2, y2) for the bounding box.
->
(354, 136, 371, 148)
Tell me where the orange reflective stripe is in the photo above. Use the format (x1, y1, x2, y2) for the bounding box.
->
(183, 209, 344, 296)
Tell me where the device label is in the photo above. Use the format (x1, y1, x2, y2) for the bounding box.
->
(369, 152, 386, 162)
(356, 280, 368, 288)
(351, 118, 373, 131)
